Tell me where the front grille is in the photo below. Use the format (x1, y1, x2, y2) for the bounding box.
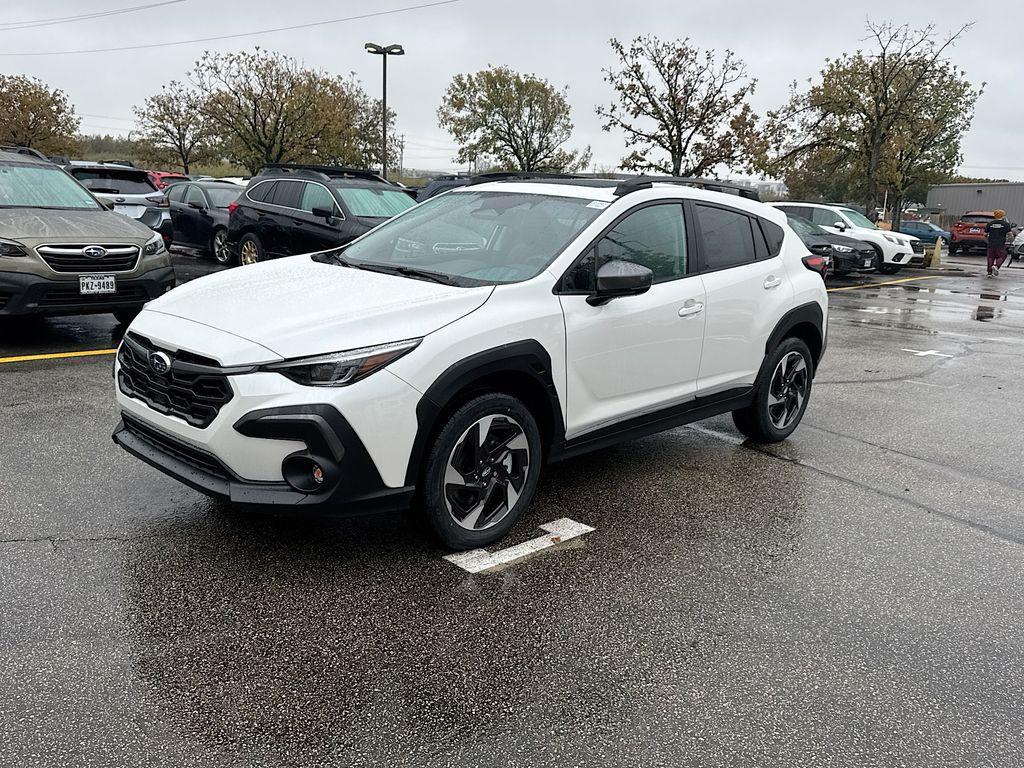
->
(911, 240, 925, 254)
(37, 244, 140, 273)
(37, 285, 148, 308)
(122, 413, 231, 480)
(118, 333, 233, 429)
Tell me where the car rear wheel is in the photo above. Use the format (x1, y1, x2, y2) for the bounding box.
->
(421, 393, 543, 551)
(948, 240, 959, 255)
(211, 229, 232, 265)
(732, 337, 813, 443)
(239, 233, 264, 266)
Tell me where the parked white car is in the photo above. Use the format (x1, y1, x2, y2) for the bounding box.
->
(770, 201, 923, 274)
(112, 176, 828, 549)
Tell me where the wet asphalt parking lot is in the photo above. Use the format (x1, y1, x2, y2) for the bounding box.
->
(2, 252, 1024, 767)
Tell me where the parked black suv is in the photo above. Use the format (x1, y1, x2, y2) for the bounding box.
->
(225, 165, 416, 265)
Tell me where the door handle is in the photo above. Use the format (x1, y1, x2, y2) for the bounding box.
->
(678, 301, 704, 317)
(763, 275, 783, 289)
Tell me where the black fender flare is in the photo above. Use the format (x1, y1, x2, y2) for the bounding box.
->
(764, 301, 825, 369)
(404, 340, 565, 486)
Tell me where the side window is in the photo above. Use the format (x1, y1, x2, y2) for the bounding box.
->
(595, 204, 687, 284)
(166, 184, 186, 203)
(185, 185, 206, 207)
(759, 218, 785, 258)
(775, 205, 813, 220)
(268, 180, 303, 210)
(246, 180, 275, 203)
(695, 204, 756, 270)
(810, 207, 842, 228)
(300, 183, 337, 215)
(751, 218, 769, 260)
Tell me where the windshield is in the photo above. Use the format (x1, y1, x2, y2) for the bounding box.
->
(335, 186, 415, 218)
(205, 186, 241, 208)
(838, 207, 876, 229)
(336, 190, 604, 285)
(787, 215, 825, 237)
(70, 169, 155, 195)
(0, 163, 100, 209)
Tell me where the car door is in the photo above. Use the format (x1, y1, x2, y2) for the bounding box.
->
(166, 183, 191, 244)
(692, 202, 794, 395)
(183, 184, 212, 248)
(262, 180, 304, 258)
(558, 202, 707, 439)
(296, 181, 345, 252)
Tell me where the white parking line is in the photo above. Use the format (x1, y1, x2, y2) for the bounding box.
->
(443, 518, 595, 573)
(687, 424, 745, 445)
(901, 348, 954, 358)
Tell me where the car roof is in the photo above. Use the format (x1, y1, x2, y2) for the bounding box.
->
(68, 161, 146, 173)
(0, 149, 53, 166)
(963, 211, 996, 216)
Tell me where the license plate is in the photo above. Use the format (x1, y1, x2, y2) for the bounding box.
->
(80, 274, 116, 295)
(114, 204, 145, 218)
(969, 227, 981, 234)
(863, 258, 873, 267)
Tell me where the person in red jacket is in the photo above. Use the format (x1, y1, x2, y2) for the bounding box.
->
(985, 210, 1012, 277)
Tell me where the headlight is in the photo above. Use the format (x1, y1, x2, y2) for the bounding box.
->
(832, 244, 854, 253)
(883, 234, 902, 245)
(0, 237, 28, 257)
(143, 234, 165, 256)
(261, 338, 421, 387)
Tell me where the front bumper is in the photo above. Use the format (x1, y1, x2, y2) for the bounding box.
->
(112, 408, 413, 513)
(831, 251, 876, 274)
(0, 265, 175, 316)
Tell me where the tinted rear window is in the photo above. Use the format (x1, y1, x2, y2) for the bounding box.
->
(246, 180, 275, 203)
(962, 215, 994, 223)
(70, 169, 155, 195)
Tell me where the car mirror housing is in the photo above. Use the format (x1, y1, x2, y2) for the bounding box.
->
(311, 206, 335, 220)
(587, 259, 654, 306)
(833, 221, 846, 230)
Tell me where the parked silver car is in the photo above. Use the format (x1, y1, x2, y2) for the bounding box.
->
(65, 161, 172, 244)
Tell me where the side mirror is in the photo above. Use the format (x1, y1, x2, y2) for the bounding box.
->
(101, 199, 116, 210)
(187, 201, 206, 210)
(587, 259, 654, 306)
(833, 221, 846, 230)
(311, 206, 336, 221)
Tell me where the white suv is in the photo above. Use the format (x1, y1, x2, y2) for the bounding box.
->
(770, 201, 923, 274)
(112, 176, 828, 550)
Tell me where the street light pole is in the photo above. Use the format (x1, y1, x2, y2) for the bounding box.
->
(364, 42, 404, 180)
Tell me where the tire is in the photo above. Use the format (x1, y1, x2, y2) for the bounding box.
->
(210, 228, 232, 265)
(238, 233, 264, 266)
(732, 337, 813, 443)
(113, 308, 141, 326)
(420, 393, 543, 550)
(948, 241, 959, 255)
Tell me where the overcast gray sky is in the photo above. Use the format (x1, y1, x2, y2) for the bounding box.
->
(2, 0, 1021, 179)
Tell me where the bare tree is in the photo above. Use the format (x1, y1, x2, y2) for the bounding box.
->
(438, 66, 590, 172)
(596, 36, 760, 177)
(133, 81, 213, 174)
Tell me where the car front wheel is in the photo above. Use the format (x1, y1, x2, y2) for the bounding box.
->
(421, 393, 543, 550)
(732, 337, 813, 443)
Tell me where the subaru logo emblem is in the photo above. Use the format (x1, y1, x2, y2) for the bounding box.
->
(148, 351, 172, 375)
(83, 245, 107, 259)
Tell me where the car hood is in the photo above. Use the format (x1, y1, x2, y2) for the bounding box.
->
(145, 254, 494, 360)
(0, 207, 155, 245)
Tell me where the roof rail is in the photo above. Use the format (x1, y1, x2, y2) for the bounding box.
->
(613, 176, 761, 202)
(467, 171, 588, 185)
(260, 164, 389, 184)
(0, 145, 51, 162)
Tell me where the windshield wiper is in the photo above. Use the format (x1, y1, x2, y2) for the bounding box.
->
(365, 264, 463, 286)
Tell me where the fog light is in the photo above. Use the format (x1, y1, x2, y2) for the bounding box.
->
(282, 453, 335, 493)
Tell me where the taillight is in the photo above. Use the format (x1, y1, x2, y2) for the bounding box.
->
(147, 194, 169, 208)
(228, 202, 239, 215)
(802, 254, 829, 277)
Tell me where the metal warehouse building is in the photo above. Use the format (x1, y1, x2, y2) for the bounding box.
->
(927, 182, 1024, 225)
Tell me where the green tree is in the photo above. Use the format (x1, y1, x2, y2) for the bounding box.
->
(189, 48, 390, 174)
(761, 21, 977, 219)
(596, 36, 761, 177)
(437, 66, 590, 172)
(133, 81, 215, 174)
(0, 74, 81, 155)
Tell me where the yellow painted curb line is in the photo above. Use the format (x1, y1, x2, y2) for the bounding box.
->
(827, 275, 940, 293)
(0, 348, 117, 365)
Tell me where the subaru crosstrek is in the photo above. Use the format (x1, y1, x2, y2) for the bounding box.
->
(0, 150, 174, 322)
(112, 175, 828, 550)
